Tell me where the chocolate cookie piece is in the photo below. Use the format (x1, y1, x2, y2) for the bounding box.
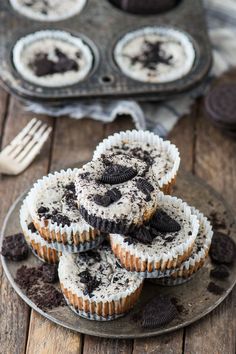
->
(140, 295, 178, 328)
(27, 284, 66, 311)
(15, 265, 42, 290)
(94, 188, 122, 207)
(150, 209, 181, 233)
(1, 233, 29, 261)
(132, 226, 153, 245)
(98, 164, 137, 184)
(207, 282, 225, 296)
(40, 264, 58, 283)
(209, 232, 236, 265)
(136, 178, 154, 201)
(205, 83, 236, 132)
(210, 265, 230, 280)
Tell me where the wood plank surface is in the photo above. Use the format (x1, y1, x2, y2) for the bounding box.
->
(0, 96, 53, 354)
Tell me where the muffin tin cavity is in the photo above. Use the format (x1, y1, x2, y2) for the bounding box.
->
(114, 26, 196, 84)
(9, 0, 87, 22)
(12, 30, 95, 88)
(108, 0, 179, 15)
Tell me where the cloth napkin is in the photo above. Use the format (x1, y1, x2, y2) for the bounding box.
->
(26, 0, 236, 136)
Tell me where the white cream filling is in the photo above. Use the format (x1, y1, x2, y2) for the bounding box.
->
(114, 27, 195, 83)
(13, 30, 93, 87)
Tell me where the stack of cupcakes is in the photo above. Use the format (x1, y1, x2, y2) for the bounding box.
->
(20, 130, 213, 321)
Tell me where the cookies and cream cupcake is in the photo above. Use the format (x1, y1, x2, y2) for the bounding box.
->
(93, 130, 180, 194)
(26, 169, 103, 252)
(109, 193, 199, 278)
(75, 153, 160, 234)
(114, 27, 195, 83)
(13, 30, 94, 87)
(10, 0, 87, 22)
(20, 200, 61, 264)
(58, 243, 144, 320)
(154, 207, 213, 285)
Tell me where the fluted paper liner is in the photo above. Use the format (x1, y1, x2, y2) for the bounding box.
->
(93, 129, 180, 194)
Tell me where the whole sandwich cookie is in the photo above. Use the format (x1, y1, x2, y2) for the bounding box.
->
(109, 193, 199, 278)
(114, 26, 195, 83)
(110, 0, 177, 14)
(204, 83, 236, 136)
(93, 130, 180, 194)
(20, 200, 61, 264)
(153, 207, 213, 286)
(75, 153, 159, 234)
(10, 0, 87, 22)
(58, 243, 144, 321)
(13, 30, 93, 87)
(26, 169, 103, 252)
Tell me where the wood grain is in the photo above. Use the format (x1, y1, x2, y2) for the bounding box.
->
(0, 96, 52, 354)
(83, 335, 133, 354)
(184, 71, 236, 354)
(133, 332, 183, 354)
(26, 311, 82, 354)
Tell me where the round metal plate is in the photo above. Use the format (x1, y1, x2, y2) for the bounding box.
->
(1, 170, 236, 338)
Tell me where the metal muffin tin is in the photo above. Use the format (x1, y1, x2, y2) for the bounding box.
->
(0, 0, 212, 102)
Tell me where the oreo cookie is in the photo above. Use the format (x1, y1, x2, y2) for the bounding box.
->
(98, 164, 137, 184)
(94, 188, 122, 207)
(210, 265, 230, 280)
(205, 83, 236, 135)
(132, 226, 153, 245)
(140, 295, 178, 328)
(209, 232, 236, 265)
(1, 233, 29, 261)
(207, 282, 225, 296)
(40, 264, 58, 283)
(150, 209, 181, 233)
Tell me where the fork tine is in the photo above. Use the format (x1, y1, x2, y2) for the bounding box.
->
(17, 127, 52, 167)
(15, 124, 50, 162)
(1, 118, 41, 156)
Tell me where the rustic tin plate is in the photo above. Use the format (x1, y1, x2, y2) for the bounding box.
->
(0, 0, 212, 102)
(1, 170, 235, 338)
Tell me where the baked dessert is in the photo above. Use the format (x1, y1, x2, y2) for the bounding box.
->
(109, 193, 199, 277)
(20, 199, 61, 263)
(58, 243, 144, 320)
(75, 153, 159, 234)
(26, 169, 103, 252)
(10, 0, 87, 22)
(13, 30, 93, 87)
(154, 207, 213, 285)
(93, 129, 180, 194)
(114, 26, 195, 83)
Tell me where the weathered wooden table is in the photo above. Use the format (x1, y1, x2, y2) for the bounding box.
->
(0, 70, 236, 354)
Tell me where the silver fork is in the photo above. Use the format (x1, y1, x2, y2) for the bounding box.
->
(0, 118, 52, 175)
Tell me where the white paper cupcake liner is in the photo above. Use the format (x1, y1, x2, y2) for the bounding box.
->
(93, 130, 180, 192)
(110, 192, 199, 278)
(26, 168, 101, 248)
(20, 200, 61, 263)
(59, 253, 144, 320)
(10, 0, 87, 22)
(13, 30, 94, 87)
(114, 26, 195, 83)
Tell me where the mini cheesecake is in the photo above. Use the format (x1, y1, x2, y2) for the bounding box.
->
(10, 0, 87, 22)
(13, 30, 94, 87)
(114, 26, 195, 83)
(75, 153, 159, 234)
(154, 207, 213, 285)
(58, 243, 143, 320)
(109, 193, 199, 277)
(93, 130, 180, 194)
(26, 169, 103, 252)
